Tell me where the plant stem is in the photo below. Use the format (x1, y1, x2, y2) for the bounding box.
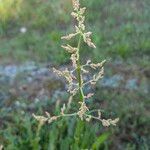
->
(77, 34, 84, 101)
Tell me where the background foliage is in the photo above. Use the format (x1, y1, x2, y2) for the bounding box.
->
(0, 0, 149, 149)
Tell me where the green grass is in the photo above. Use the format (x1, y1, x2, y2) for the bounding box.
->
(0, 0, 149, 149)
(0, 97, 109, 150)
(0, 0, 149, 65)
(0, 87, 149, 149)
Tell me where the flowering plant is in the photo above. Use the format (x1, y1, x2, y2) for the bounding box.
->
(33, 0, 119, 127)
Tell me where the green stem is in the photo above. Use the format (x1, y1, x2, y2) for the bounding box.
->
(76, 34, 84, 101)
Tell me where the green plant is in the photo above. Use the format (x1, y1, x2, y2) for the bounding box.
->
(0, 0, 22, 34)
(34, 0, 119, 127)
(0, 0, 22, 23)
(1, 101, 110, 150)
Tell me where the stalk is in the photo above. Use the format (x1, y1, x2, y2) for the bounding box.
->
(76, 34, 84, 101)
(33, 0, 119, 127)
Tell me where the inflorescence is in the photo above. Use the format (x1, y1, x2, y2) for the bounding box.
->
(33, 0, 119, 127)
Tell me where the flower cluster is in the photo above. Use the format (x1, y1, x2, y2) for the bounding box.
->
(77, 102, 89, 120)
(34, 0, 119, 127)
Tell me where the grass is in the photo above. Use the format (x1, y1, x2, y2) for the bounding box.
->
(0, 0, 149, 65)
(0, 87, 149, 149)
(0, 0, 149, 149)
(0, 31, 68, 64)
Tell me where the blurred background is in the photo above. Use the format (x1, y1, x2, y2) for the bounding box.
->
(0, 0, 149, 149)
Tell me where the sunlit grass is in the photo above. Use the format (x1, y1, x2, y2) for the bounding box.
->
(0, 0, 22, 23)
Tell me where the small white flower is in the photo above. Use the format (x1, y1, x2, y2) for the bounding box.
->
(20, 27, 27, 33)
(0, 145, 3, 150)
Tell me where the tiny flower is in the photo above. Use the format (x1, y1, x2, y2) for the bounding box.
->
(110, 118, 119, 126)
(101, 118, 119, 127)
(53, 68, 63, 76)
(61, 45, 78, 53)
(78, 22, 85, 31)
(86, 115, 92, 122)
(75, 26, 81, 33)
(98, 110, 101, 119)
(72, 0, 80, 11)
(71, 12, 78, 18)
(68, 87, 78, 96)
(53, 68, 73, 84)
(32, 114, 48, 123)
(85, 32, 92, 37)
(79, 7, 86, 15)
(101, 119, 110, 127)
(85, 59, 91, 65)
(61, 104, 66, 115)
(61, 33, 78, 40)
(83, 32, 96, 48)
(71, 52, 78, 67)
(0, 145, 3, 150)
(20, 27, 27, 33)
(48, 116, 58, 124)
(84, 93, 94, 99)
(78, 16, 85, 23)
(90, 60, 106, 69)
(77, 102, 89, 120)
(93, 67, 104, 82)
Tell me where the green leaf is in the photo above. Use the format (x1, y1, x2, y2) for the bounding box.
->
(92, 132, 109, 150)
